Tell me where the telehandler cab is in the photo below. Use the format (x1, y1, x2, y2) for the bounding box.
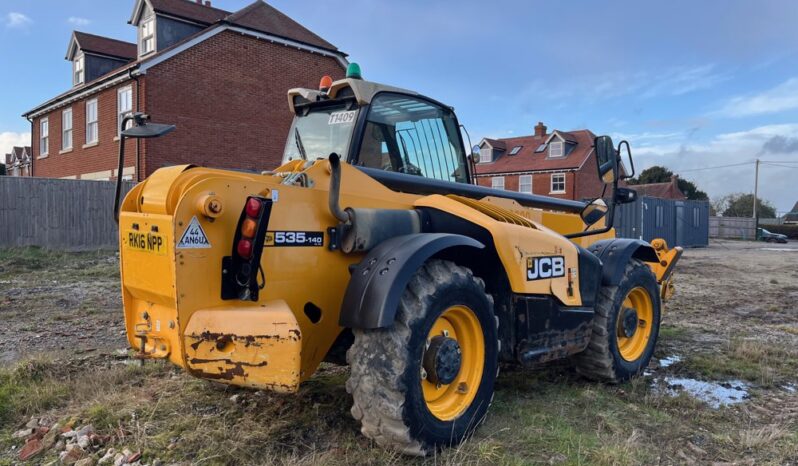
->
(115, 64, 682, 455)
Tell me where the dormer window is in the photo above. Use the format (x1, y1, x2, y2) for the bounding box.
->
(479, 148, 492, 163)
(140, 17, 155, 55)
(73, 55, 85, 85)
(549, 141, 563, 157)
(509, 145, 522, 155)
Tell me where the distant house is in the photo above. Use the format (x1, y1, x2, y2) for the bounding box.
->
(630, 175, 687, 200)
(783, 201, 798, 224)
(4, 146, 32, 177)
(23, 0, 347, 181)
(474, 122, 607, 200)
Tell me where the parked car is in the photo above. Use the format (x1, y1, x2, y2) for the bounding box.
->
(758, 228, 788, 243)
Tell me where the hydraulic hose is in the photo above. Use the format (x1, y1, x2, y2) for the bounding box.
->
(328, 153, 351, 224)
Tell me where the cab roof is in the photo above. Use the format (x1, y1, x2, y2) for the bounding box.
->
(287, 78, 420, 113)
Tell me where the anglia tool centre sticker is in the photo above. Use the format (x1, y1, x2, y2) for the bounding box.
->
(177, 216, 211, 249)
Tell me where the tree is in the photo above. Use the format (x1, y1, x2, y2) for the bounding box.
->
(714, 193, 776, 218)
(627, 165, 708, 201)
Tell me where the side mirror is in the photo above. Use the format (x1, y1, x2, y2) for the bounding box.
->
(581, 198, 609, 226)
(594, 135, 618, 184)
(471, 145, 481, 163)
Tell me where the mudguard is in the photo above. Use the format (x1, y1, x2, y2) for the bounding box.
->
(340, 233, 484, 329)
(587, 238, 659, 286)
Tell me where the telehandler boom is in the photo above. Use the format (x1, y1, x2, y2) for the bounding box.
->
(116, 64, 681, 455)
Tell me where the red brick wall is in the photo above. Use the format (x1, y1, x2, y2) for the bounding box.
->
(476, 171, 577, 199)
(142, 30, 345, 176)
(574, 153, 607, 200)
(31, 81, 138, 179)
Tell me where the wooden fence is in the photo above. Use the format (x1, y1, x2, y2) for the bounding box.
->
(709, 216, 756, 240)
(0, 177, 135, 250)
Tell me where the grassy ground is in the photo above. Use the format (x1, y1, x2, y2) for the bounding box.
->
(1, 243, 797, 465)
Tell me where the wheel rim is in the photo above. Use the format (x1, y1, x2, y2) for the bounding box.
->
(421, 305, 485, 421)
(616, 287, 654, 362)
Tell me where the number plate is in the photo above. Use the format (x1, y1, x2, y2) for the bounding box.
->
(124, 230, 167, 255)
(265, 231, 324, 247)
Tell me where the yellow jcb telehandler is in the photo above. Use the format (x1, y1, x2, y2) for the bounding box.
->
(114, 64, 681, 455)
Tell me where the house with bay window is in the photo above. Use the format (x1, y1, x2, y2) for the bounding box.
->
(23, 0, 347, 181)
(474, 121, 607, 201)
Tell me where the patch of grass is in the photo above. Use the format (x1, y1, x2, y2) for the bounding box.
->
(686, 338, 798, 386)
(659, 325, 690, 341)
(0, 358, 70, 428)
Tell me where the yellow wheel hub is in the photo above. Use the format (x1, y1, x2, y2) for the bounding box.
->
(422, 305, 485, 421)
(616, 287, 654, 362)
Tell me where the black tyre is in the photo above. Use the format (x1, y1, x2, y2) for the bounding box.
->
(346, 260, 499, 455)
(575, 259, 661, 383)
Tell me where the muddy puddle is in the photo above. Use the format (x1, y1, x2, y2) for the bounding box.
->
(650, 355, 750, 408)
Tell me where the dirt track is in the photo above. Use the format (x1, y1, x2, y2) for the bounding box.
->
(1, 241, 797, 465)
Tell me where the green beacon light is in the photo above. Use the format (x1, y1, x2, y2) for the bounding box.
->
(346, 62, 362, 80)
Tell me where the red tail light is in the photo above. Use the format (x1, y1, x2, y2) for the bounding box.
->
(237, 238, 253, 258)
(245, 198, 261, 218)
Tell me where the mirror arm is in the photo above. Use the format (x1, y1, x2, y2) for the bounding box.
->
(618, 140, 634, 179)
(113, 113, 140, 224)
(564, 177, 618, 239)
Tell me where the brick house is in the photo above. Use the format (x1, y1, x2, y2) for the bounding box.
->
(474, 122, 607, 201)
(630, 175, 686, 200)
(4, 146, 32, 177)
(23, 0, 347, 181)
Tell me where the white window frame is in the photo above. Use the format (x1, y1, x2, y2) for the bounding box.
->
(117, 86, 133, 136)
(73, 55, 85, 86)
(550, 173, 566, 193)
(479, 148, 492, 163)
(62, 108, 73, 150)
(549, 141, 564, 157)
(86, 98, 99, 144)
(40, 118, 49, 156)
(491, 176, 505, 190)
(140, 17, 155, 56)
(518, 174, 532, 193)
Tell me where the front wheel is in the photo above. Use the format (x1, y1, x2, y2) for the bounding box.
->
(575, 259, 661, 383)
(346, 260, 498, 455)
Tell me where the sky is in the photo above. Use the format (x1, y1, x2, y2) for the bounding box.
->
(2, 0, 798, 212)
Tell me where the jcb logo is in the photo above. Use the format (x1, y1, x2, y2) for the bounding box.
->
(526, 256, 565, 281)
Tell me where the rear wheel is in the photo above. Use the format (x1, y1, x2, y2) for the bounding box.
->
(346, 260, 498, 455)
(575, 259, 660, 383)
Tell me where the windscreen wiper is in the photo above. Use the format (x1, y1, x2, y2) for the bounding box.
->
(295, 127, 308, 160)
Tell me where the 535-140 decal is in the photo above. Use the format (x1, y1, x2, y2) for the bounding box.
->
(265, 231, 324, 247)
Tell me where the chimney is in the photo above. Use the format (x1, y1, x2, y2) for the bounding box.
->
(204, 0, 211, 5)
(534, 121, 547, 138)
(195, 0, 201, 4)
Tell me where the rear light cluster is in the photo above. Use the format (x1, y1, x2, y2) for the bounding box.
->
(236, 198, 263, 259)
(221, 196, 272, 301)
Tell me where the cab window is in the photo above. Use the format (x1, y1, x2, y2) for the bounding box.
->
(355, 93, 468, 183)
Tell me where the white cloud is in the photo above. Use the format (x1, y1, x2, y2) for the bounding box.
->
(713, 77, 798, 118)
(629, 124, 798, 212)
(67, 16, 90, 26)
(5, 12, 31, 28)
(0, 131, 32, 158)
(522, 64, 728, 104)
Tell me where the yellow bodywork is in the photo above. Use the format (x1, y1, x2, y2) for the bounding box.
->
(119, 159, 679, 392)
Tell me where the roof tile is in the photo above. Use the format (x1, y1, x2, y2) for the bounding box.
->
(73, 31, 137, 60)
(476, 129, 595, 174)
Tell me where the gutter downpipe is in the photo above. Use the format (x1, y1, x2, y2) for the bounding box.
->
(129, 68, 141, 182)
(25, 115, 33, 176)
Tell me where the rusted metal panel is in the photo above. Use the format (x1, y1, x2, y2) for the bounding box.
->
(183, 305, 302, 392)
